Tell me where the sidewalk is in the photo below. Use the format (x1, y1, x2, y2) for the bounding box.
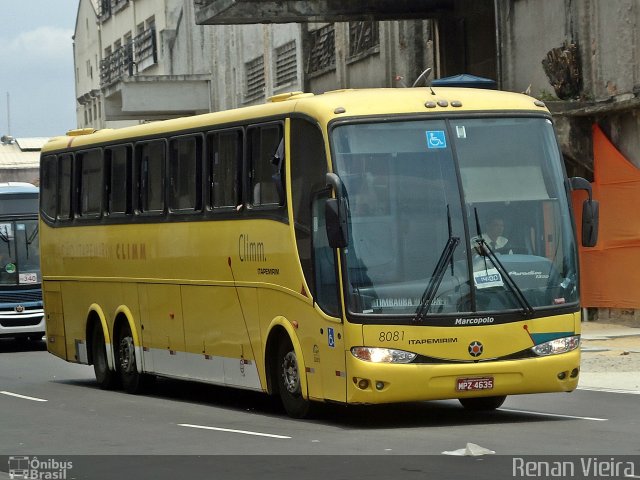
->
(579, 320, 640, 393)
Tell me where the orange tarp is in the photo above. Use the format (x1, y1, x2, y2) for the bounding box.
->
(572, 124, 640, 308)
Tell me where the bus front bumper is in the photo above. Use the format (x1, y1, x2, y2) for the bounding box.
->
(0, 309, 46, 338)
(345, 349, 581, 404)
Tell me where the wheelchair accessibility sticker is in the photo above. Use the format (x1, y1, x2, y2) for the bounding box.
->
(426, 130, 447, 149)
(328, 327, 335, 348)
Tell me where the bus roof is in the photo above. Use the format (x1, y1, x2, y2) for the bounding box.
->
(42, 87, 549, 153)
(0, 182, 39, 194)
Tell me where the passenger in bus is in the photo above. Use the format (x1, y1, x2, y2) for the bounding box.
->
(482, 216, 513, 254)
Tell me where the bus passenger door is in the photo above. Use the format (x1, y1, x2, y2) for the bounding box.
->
(138, 284, 186, 377)
(311, 192, 347, 402)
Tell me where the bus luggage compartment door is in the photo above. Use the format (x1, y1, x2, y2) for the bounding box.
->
(43, 282, 67, 360)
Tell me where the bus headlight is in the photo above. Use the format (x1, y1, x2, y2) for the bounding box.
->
(531, 335, 580, 356)
(351, 347, 417, 364)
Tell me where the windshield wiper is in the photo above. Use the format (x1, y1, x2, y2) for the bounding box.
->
(414, 237, 460, 322)
(25, 225, 38, 259)
(414, 206, 460, 322)
(473, 209, 534, 316)
(0, 224, 11, 257)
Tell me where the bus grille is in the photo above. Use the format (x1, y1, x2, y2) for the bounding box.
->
(1, 318, 43, 327)
(0, 290, 43, 304)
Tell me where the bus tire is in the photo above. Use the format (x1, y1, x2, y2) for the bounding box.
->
(459, 395, 507, 411)
(91, 325, 119, 390)
(116, 323, 154, 394)
(276, 340, 311, 418)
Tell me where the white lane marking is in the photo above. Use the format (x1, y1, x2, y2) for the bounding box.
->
(178, 423, 291, 439)
(578, 386, 640, 395)
(0, 391, 48, 402)
(500, 408, 607, 422)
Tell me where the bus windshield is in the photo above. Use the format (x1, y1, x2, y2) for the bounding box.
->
(331, 117, 578, 320)
(0, 220, 40, 286)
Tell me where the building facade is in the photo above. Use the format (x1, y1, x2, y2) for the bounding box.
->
(73, 0, 640, 320)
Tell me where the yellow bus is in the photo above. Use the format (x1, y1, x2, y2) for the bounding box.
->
(39, 88, 598, 418)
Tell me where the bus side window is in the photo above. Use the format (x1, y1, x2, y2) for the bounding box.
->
(207, 129, 242, 210)
(78, 148, 103, 218)
(247, 123, 283, 208)
(57, 154, 74, 221)
(169, 135, 202, 213)
(135, 140, 166, 214)
(41, 155, 58, 220)
(106, 145, 132, 215)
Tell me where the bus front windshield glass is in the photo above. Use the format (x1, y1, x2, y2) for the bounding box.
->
(0, 220, 40, 286)
(331, 117, 578, 320)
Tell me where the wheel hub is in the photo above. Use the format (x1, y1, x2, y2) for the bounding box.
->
(282, 351, 300, 394)
(119, 336, 136, 374)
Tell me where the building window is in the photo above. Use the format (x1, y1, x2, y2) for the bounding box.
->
(99, 0, 111, 20)
(133, 19, 157, 72)
(275, 41, 297, 88)
(306, 24, 335, 76)
(348, 21, 380, 60)
(245, 55, 265, 102)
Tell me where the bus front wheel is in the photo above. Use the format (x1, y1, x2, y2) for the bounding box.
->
(116, 323, 154, 394)
(459, 395, 507, 411)
(276, 340, 311, 418)
(91, 326, 119, 390)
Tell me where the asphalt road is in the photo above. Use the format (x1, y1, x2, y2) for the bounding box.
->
(1, 338, 639, 479)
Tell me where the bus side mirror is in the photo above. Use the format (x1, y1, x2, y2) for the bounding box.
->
(325, 198, 348, 248)
(570, 177, 599, 247)
(581, 199, 599, 247)
(325, 173, 349, 249)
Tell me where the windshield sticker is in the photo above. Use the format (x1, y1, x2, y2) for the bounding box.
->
(371, 297, 446, 309)
(474, 268, 504, 289)
(456, 126, 467, 138)
(19, 273, 38, 284)
(426, 130, 447, 149)
(5, 263, 16, 274)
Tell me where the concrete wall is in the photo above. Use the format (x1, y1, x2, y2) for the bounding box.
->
(0, 169, 39, 185)
(499, 0, 640, 170)
(74, 0, 102, 129)
(499, 0, 570, 97)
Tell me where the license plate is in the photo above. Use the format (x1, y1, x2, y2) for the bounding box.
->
(456, 377, 494, 391)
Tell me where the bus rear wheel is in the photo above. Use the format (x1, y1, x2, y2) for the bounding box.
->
(91, 326, 119, 390)
(459, 395, 507, 411)
(116, 323, 154, 394)
(276, 340, 311, 418)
